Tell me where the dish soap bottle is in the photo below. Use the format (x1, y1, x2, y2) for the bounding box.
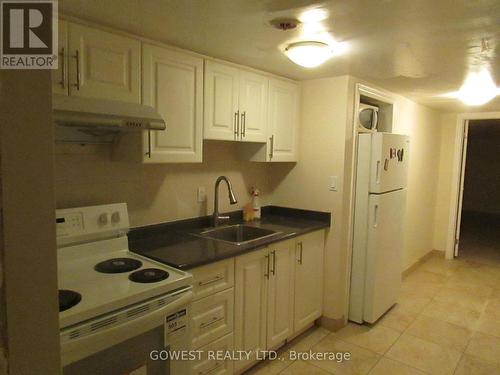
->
(251, 187, 261, 220)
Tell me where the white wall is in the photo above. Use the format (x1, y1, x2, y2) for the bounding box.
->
(55, 141, 273, 227)
(391, 97, 443, 269)
(433, 114, 458, 251)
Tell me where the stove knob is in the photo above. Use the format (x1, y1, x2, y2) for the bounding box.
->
(98, 213, 109, 225)
(111, 211, 121, 224)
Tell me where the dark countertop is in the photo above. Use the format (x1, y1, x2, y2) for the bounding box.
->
(128, 206, 330, 270)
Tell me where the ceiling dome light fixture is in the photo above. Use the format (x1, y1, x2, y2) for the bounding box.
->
(285, 41, 333, 68)
(457, 68, 499, 106)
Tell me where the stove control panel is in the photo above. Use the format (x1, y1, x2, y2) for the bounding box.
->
(56, 203, 129, 247)
(56, 212, 84, 238)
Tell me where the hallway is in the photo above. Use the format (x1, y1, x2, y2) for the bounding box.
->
(247, 252, 500, 374)
(459, 212, 500, 265)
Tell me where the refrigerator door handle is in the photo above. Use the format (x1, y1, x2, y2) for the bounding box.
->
(373, 204, 379, 228)
(376, 160, 381, 184)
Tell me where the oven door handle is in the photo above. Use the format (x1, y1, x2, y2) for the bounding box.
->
(61, 290, 193, 366)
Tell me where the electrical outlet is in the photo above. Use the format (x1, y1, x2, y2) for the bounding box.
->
(197, 186, 206, 202)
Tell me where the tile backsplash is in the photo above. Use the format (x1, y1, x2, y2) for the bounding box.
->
(54, 141, 274, 227)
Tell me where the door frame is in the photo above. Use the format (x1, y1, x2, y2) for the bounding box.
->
(445, 111, 500, 259)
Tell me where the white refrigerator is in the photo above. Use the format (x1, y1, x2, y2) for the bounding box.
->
(349, 132, 410, 324)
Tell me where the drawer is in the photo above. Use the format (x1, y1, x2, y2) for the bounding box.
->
(191, 288, 234, 349)
(191, 259, 234, 301)
(189, 333, 234, 375)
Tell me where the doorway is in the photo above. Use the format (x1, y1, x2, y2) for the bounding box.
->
(455, 119, 500, 264)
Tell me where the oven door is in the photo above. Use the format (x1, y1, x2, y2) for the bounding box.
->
(61, 288, 192, 375)
(63, 326, 169, 375)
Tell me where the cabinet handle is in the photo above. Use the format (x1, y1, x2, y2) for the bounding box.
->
(241, 111, 246, 137)
(271, 250, 276, 275)
(59, 47, 65, 88)
(269, 135, 274, 159)
(264, 254, 270, 279)
(234, 110, 240, 139)
(198, 275, 222, 286)
(72, 50, 80, 90)
(376, 160, 381, 184)
(297, 242, 303, 264)
(199, 316, 224, 329)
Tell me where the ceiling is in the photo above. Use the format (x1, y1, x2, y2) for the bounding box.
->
(60, 0, 500, 112)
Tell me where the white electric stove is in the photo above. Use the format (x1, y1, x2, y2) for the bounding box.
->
(57, 203, 193, 374)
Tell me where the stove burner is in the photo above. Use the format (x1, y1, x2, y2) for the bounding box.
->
(129, 268, 169, 283)
(59, 290, 82, 312)
(95, 258, 142, 274)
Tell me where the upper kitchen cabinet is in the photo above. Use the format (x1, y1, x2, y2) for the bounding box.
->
(204, 61, 240, 141)
(142, 44, 203, 163)
(267, 78, 300, 162)
(67, 23, 141, 103)
(204, 61, 268, 143)
(52, 20, 68, 95)
(239, 78, 300, 162)
(238, 71, 268, 142)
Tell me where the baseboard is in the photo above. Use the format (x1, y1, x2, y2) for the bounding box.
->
(319, 316, 346, 332)
(402, 249, 441, 279)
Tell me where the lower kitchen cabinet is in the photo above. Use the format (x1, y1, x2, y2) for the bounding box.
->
(293, 230, 325, 332)
(191, 258, 234, 301)
(190, 282, 234, 349)
(189, 333, 234, 375)
(234, 248, 269, 373)
(266, 239, 295, 349)
(233, 230, 325, 373)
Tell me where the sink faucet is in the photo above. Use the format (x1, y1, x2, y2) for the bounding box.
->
(213, 176, 238, 226)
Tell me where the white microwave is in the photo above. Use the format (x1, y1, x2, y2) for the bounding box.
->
(358, 103, 379, 132)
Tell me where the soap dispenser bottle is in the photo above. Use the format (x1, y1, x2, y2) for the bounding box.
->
(251, 187, 261, 220)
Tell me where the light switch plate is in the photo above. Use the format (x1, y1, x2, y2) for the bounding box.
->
(329, 176, 338, 191)
(197, 186, 206, 202)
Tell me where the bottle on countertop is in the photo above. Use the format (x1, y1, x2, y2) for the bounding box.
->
(251, 187, 261, 220)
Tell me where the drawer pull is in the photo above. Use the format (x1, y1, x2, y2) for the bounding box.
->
(199, 362, 223, 375)
(199, 316, 224, 329)
(198, 275, 222, 286)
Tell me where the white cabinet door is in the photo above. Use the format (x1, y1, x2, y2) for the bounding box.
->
(234, 248, 268, 372)
(238, 71, 268, 142)
(142, 44, 203, 163)
(266, 239, 295, 349)
(294, 231, 324, 332)
(204, 61, 239, 140)
(68, 23, 141, 103)
(52, 19, 67, 95)
(268, 79, 299, 162)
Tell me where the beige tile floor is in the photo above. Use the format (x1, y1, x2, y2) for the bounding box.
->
(244, 252, 500, 375)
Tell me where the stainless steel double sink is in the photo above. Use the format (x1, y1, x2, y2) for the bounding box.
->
(192, 224, 282, 246)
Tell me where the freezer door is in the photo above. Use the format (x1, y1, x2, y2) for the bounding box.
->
(363, 189, 406, 323)
(369, 133, 410, 193)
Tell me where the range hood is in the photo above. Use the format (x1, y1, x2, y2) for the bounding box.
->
(53, 94, 166, 144)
